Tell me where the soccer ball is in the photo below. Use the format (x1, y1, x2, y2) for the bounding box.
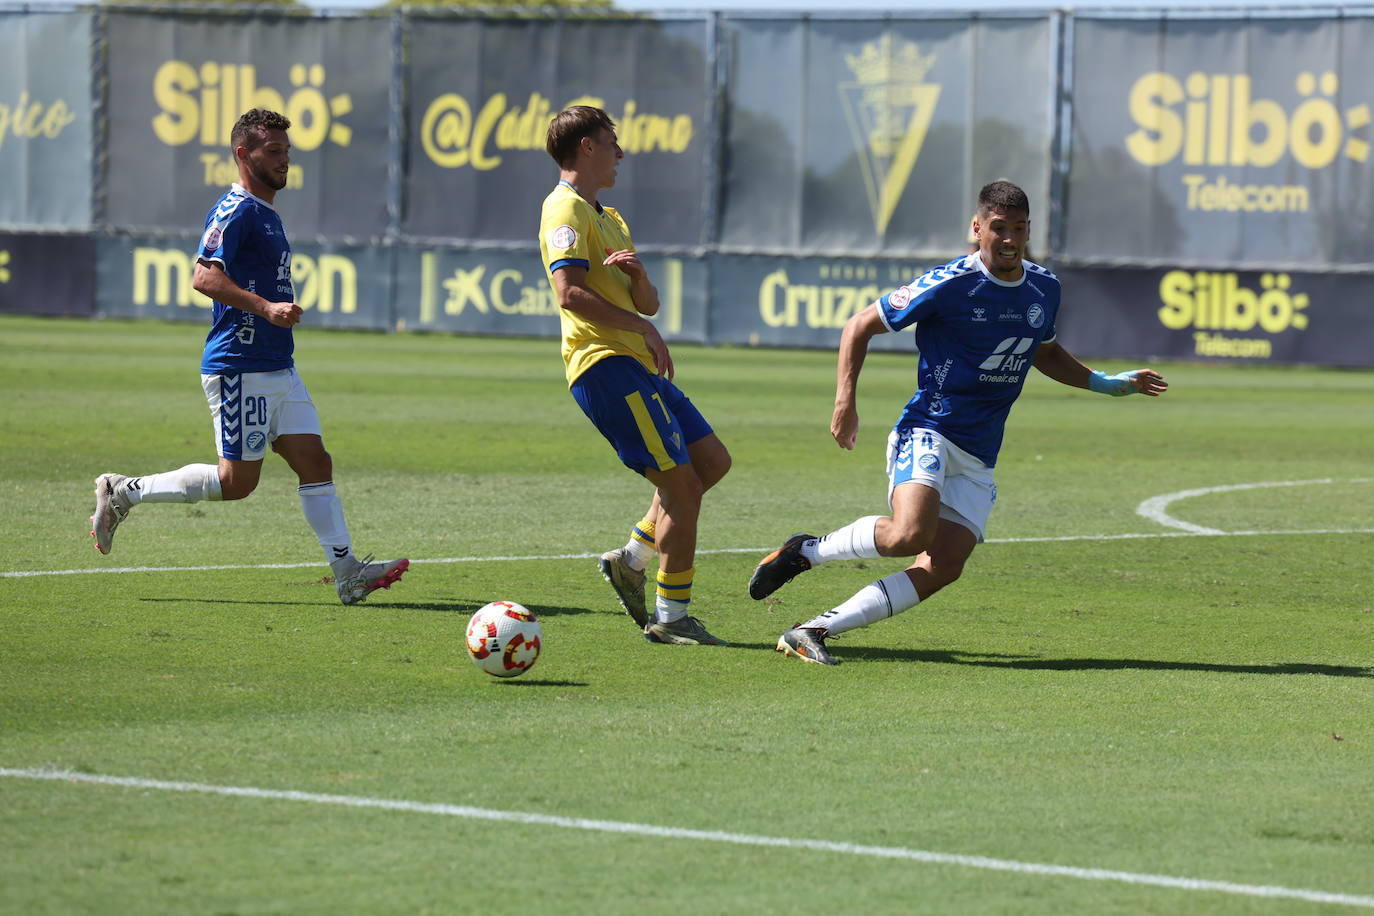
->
(465, 601, 541, 678)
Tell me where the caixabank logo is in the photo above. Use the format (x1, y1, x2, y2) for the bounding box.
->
(1126, 70, 1370, 212)
(838, 36, 941, 236)
(152, 61, 353, 187)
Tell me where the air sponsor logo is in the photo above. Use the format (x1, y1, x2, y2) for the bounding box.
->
(0, 91, 78, 151)
(839, 35, 941, 236)
(131, 246, 357, 313)
(1157, 270, 1309, 359)
(1125, 70, 1370, 212)
(421, 92, 693, 171)
(977, 336, 1034, 380)
(152, 61, 353, 187)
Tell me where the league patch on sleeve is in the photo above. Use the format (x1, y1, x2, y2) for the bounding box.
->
(549, 225, 577, 250)
(202, 224, 224, 251)
(888, 285, 912, 309)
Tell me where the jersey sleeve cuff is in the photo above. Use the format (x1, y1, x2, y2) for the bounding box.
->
(550, 257, 590, 272)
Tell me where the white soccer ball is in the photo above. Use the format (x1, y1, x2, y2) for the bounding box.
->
(466, 601, 542, 678)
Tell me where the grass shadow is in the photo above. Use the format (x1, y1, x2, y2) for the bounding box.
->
(843, 646, 1374, 678)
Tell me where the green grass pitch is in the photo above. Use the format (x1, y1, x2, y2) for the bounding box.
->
(1, 315, 1372, 914)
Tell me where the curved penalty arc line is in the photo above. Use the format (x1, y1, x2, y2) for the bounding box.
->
(1136, 478, 1374, 535)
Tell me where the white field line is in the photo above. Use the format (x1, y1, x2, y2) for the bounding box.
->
(2, 768, 1371, 909)
(7, 528, 1374, 580)
(1137, 478, 1374, 534)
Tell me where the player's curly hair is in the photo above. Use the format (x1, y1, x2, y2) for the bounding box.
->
(977, 179, 1030, 217)
(546, 106, 616, 168)
(231, 108, 291, 152)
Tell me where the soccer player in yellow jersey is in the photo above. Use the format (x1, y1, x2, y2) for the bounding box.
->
(539, 105, 731, 646)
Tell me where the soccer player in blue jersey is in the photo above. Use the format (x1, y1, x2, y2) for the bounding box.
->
(539, 105, 732, 646)
(89, 108, 408, 605)
(750, 180, 1167, 664)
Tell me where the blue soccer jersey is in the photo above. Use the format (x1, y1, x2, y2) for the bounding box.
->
(196, 183, 295, 374)
(878, 254, 1061, 467)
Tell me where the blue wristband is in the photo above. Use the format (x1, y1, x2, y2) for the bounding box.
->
(1088, 369, 1138, 396)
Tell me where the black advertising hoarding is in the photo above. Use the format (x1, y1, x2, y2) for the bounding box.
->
(0, 232, 96, 316)
(709, 254, 938, 353)
(1055, 264, 1372, 367)
(96, 234, 393, 331)
(719, 18, 1054, 256)
(1066, 15, 1374, 268)
(393, 244, 708, 343)
(103, 11, 392, 239)
(404, 15, 711, 246)
(0, 12, 93, 228)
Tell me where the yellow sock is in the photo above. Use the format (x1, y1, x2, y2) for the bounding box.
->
(625, 517, 657, 568)
(654, 566, 695, 622)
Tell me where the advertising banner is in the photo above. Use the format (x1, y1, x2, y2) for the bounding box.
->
(404, 16, 711, 247)
(1065, 15, 1374, 268)
(1054, 264, 1371, 367)
(97, 234, 393, 331)
(393, 244, 707, 343)
(103, 12, 392, 239)
(0, 232, 96, 316)
(719, 17, 1054, 257)
(0, 12, 93, 228)
(708, 253, 940, 353)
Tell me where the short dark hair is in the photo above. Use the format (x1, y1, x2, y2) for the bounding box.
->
(977, 179, 1030, 218)
(546, 106, 616, 168)
(231, 108, 291, 153)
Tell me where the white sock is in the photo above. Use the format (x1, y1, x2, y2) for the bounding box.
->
(802, 571, 920, 636)
(624, 537, 654, 571)
(654, 595, 689, 625)
(802, 515, 883, 565)
(298, 481, 353, 568)
(125, 464, 222, 504)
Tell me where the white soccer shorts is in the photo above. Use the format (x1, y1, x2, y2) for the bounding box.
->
(201, 368, 323, 461)
(886, 426, 996, 542)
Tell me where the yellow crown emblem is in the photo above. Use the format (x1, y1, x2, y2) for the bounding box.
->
(845, 35, 936, 85)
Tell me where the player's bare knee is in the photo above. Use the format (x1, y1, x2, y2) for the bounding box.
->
(882, 527, 934, 558)
(220, 478, 257, 501)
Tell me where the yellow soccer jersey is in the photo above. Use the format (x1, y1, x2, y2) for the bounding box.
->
(539, 182, 656, 386)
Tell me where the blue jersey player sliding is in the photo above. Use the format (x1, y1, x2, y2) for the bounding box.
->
(749, 180, 1168, 665)
(89, 108, 408, 605)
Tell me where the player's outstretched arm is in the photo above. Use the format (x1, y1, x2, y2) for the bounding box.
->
(1033, 340, 1167, 397)
(832, 304, 889, 449)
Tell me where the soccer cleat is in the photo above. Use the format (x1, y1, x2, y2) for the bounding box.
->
(90, 473, 134, 555)
(748, 533, 815, 600)
(336, 553, 410, 605)
(776, 626, 840, 665)
(598, 548, 648, 628)
(643, 615, 728, 646)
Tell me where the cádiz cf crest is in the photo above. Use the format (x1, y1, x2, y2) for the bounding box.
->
(838, 35, 941, 237)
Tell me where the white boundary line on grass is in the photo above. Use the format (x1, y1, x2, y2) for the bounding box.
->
(3, 767, 1372, 909)
(8, 477, 1371, 580)
(1136, 478, 1374, 535)
(6, 528, 1374, 579)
